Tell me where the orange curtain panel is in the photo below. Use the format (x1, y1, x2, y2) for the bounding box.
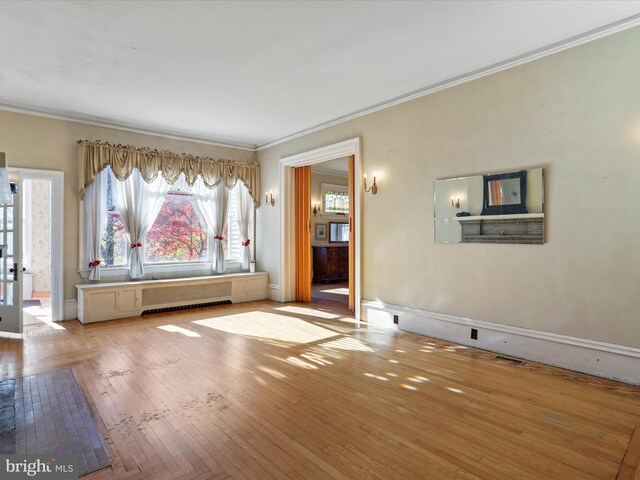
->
(295, 166, 312, 301)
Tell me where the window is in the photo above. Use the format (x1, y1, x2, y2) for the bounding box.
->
(98, 172, 243, 270)
(99, 173, 127, 267)
(321, 183, 349, 215)
(145, 192, 208, 263)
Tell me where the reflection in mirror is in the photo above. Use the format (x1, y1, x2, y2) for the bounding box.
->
(435, 168, 544, 245)
(329, 222, 349, 243)
(482, 170, 527, 215)
(489, 178, 521, 205)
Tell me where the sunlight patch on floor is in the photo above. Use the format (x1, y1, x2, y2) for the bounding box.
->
(447, 387, 464, 394)
(193, 311, 339, 344)
(286, 356, 318, 370)
(319, 287, 349, 296)
(257, 366, 287, 380)
(158, 325, 201, 337)
(301, 353, 333, 365)
(24, 305, 64, 330)
(319, 336, 374, 352)
(274, 306, 340, 319)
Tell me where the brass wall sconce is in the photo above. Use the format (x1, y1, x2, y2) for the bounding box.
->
(451, 197, 460, 209)
(363, 173, 378, 194)
(265, 191, 275, 207)
(312, 202, 321, 217)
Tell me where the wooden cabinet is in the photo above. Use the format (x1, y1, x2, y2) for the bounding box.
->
(312, 246, 348, 283)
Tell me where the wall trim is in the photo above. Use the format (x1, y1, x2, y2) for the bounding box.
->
(257, 13, 640, 151)
(63, 300, 78, 321)
(362, 300, 640, 385)
(267, 283, 282, 302)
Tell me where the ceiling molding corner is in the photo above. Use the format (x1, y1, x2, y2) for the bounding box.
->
(257, 13, 640, 151)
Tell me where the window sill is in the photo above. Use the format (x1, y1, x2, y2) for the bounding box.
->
(78, 261, 243, 280)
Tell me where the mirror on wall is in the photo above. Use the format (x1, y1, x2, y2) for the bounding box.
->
(435, 167, 544, 245)
(329, 222, 349, 243)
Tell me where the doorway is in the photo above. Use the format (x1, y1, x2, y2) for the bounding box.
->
(309, 157, 350, 308)
(15, 169, 63, 325)
(280, 138, 361, 320)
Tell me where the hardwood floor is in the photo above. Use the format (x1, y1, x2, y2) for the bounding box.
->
(311, 282, 349, 307)
(1, 300, 640, 479)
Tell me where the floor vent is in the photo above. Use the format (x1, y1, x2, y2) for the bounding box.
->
(495, 355, 526, 366)
(142, 299, 232, 315)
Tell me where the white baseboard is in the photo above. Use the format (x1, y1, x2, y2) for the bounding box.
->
(267, 283, 282, 302)
(63, 300, 78, 321)
(361, 300, 640, 385)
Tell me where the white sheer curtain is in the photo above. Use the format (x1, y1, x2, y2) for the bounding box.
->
(111, 168, 170, 278)
(84, 169, 107, 280)
(234, 183, 252, 270)
(193, 180, 228, 273)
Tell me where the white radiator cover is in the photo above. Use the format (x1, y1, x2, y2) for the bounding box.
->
(76, 272, 267, 323)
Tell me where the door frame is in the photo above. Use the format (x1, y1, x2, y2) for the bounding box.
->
(279, 137, 361, 320)
(11, 168, 64, 322)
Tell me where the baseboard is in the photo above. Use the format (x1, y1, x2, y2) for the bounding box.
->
(267, 283, 282, 302)
(361, 300, 640, 385)
(63, 300, 78, 321)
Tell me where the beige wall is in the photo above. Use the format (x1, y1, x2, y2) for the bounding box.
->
(0, 110, 256, 304)
(310, 171, 348, 246)
(257, 27, 640, 348)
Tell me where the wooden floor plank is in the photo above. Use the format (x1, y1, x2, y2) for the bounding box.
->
(617, 426, 640, 480)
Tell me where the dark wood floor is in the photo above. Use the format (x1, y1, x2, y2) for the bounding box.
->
(1, 299, 639, 479)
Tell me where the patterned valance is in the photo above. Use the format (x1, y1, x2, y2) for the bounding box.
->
(78, 140, 260, 206)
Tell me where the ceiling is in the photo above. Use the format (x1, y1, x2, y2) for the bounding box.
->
(1, 1, 639, 150)
(311, 157, 349, 177)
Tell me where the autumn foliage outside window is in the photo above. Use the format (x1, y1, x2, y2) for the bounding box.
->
(145, 193, 208, 263)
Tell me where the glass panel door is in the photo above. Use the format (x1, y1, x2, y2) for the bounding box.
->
(0, 171, 22, 333)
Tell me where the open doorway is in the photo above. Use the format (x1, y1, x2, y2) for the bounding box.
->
(13, 168, 64, 326)
(22, 177, 52, 325)
(310, 158, 350, 307)
(280, 138, 361, 320)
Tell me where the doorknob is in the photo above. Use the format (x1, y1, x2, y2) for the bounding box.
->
(9, 263, 18, 281)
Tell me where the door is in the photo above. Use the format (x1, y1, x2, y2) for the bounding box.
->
(0, 171, 22, 333)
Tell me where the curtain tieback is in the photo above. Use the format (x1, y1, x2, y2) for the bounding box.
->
(242, 240, 250, 247)
(214, 235, 224, 241)
(130, 243, 142, 249)
(88, 260, 101, 268)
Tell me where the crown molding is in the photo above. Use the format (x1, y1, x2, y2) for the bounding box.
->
(0, 103, 257, 151)
(256, 13, 640, 151)
(2, 12, 639, 154)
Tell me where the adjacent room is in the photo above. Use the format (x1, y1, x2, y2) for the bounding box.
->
(1, 1, 640, 479)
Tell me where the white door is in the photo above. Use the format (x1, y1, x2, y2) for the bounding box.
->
(0, 171, 22, 333)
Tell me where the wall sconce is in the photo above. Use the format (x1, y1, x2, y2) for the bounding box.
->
(363, 173, 378, 194)
(312, 202, 321, 217)
(451, 197, 460, 209)
(265, 191, 275, 207)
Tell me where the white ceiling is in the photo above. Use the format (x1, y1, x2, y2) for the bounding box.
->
(311, 157, 349, 177)
(1, 1, 639, 150)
